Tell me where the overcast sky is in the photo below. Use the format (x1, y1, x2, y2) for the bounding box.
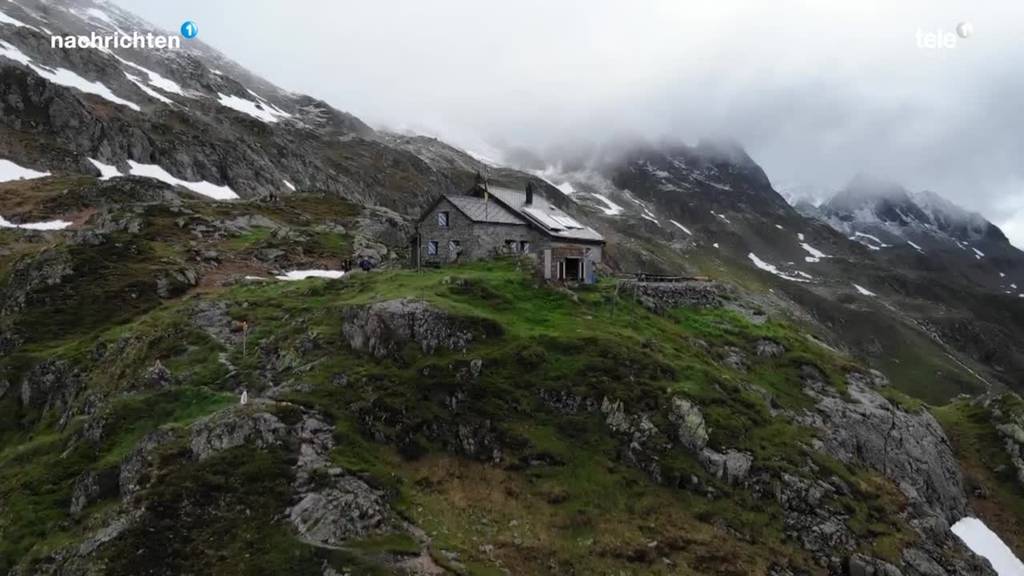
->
(116, 0, 1024, 247)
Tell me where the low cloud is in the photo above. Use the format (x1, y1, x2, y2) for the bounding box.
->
(119, 0, 1024, 246)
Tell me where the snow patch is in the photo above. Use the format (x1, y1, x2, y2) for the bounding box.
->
(907, 240, 925, 253)
(282, 180, 296, 192)
(775, 224, 784, 230)
(748, 253, 811, 283)
(275, 270, 345, 281)
(0, 10, 38, 30)
(669, 220, 692, 235)
(88, 158, 121, 180)
(710, 211, 732, 224)
(800, 242, 828, 263)
(0, 41, 140, 111)
(217, 92, 290, 123)
(0, 159, 49, 181)
(951, 517, 1024, 576)
(590, 193, 623, 216)
(0, 215, 71, 230)
(972, 247, 985, 258)
(126, 75, 172, 104)
(127, 161, 239, 200)
(852, 284, 876, 296)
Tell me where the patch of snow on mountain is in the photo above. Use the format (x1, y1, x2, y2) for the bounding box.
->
(127, 75, 172, 104)
(669, 220, 692, 235)
(951, 517, 1024, 576)
(117, 58, 186, 97)
(775, 224, 784, 230)
(748, 253, 811, 283)
(0, 41, 140, 111)
(0, 10, 38, 30)
(0, 215, 71, 230)
(0, 159, 49, 181)
(850, 231, 890, 250)
(591, 194, 623, 216)
(710, 211, 732, 224)
(797, 233, 805, 241)
(1011, 284, 1018, 290)
(88, 158, 121, 180)
(852, 284, 876, 296)
(128, 161, 239, 200)
(1000, 272, 1006, 278)
(907, 240, 925, 253)
(217, 93, 289, 123)
(276, 270, 345, 281)
(972, 247, 985, 259)
(283, 180, 296, 191)
(641, 213, 660, 226)
(801, 242, 828, 263)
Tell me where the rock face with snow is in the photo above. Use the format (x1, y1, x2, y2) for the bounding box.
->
(815, 175, 1010, 254)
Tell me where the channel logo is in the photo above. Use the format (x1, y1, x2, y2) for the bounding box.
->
(180, 21, 198, 40)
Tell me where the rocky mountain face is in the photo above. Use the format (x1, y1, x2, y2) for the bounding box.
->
(1, 1, 1024, 575)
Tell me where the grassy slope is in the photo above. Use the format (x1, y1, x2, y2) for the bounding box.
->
(0, 186, 1011, 574)
(934, 395, 1024, 558)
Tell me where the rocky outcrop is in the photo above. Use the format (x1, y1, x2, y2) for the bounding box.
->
(995, 417, 1024, 488)
(19, 359, 83, 427)
(0, 248, 73, 316)
(189, 404, 289, 460)
(341, 299, 501, 359)
(798, 370, 967, 525)
(288, 415, 393, 545)
(667, 396, 709, 452)
(185, 403, 395, 544)
(699, 449, 753, 485)
(70, 469, 120, 516)
(755, 339, 786, 358)
(119, 428, 177, 498)
(622, 280, 727, 314)
(789, 368, 998, 576)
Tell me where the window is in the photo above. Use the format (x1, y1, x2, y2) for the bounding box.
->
(437, 211, 450, 228)
(448, 239, 461, 255)
(505, 240, 519, 253)
(519, 241, 530, 254)
(427, 240, 438, 255)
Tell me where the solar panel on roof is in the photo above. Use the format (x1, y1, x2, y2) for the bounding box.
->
(523, 207, 565, 230)
(551, 214, 583, 229)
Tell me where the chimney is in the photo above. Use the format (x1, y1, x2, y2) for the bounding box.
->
(525, 181, 534, 205)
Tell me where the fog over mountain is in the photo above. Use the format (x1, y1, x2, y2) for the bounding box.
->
(116, 0, 1024, 246)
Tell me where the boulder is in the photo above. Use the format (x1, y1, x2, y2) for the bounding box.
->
(755, 339, 786, 359)
(699, 448, 753, 485)
(668, 396, 709, 452)
(189, 405, 289, 460)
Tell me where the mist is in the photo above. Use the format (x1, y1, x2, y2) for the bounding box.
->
(115, 0, 1024, 247)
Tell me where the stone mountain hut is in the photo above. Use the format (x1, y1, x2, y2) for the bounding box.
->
(414, 178, 605, 283)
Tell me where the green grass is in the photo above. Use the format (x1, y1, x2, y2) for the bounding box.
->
(0, 244, 969, 574)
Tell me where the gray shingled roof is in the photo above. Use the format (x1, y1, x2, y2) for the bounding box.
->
(488, 187, 605, 243)
(446, 195, 525, 225)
